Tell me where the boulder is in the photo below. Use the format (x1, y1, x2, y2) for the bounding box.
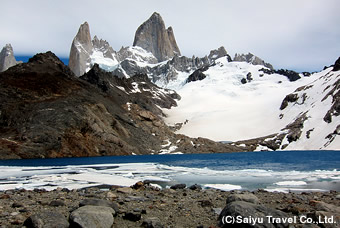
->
(79, 198, 119, 213)
(219, 201, 289, 228)
(226, 193, 260, 205)
(142, 217, 164, 228)
(69, 205, 115, 228)
(24, 211, 69, 228)
(170, 184, 186, 190)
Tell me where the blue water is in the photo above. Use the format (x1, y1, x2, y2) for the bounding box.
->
(1, 151, 339, 192)
(16, 55, 69, 65)
(1, 150, 339, 171)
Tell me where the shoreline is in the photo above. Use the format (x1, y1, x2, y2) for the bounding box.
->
(1, 182, 339, 228)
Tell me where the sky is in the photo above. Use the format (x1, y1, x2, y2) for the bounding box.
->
(1, 0, 339, 72)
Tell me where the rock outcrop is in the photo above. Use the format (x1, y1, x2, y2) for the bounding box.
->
(69, 22, 94, 76)
(0, 44, 20, 72)
(133, 12, 181, 62)
(333, 56, 340, 71)
(92, 35, 116, 60)
(234, 52, 274, 70)
(208, 46, 232, 63)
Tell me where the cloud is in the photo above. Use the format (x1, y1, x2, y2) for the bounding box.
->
(1, 0, 339, 71)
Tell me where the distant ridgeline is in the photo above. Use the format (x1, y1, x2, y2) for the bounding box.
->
(15, 56, 69, 65)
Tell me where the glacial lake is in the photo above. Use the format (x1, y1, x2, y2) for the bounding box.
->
(0, 150, 339, 192)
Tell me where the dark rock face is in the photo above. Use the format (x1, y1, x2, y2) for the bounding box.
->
(186, 66, 209, 83)
(333, 57, 340, 71)
(323, 78, 340, 123)
(275, 69, 301, 82)
(69, 22, 93, 76)
(0, 44, 20, 72)
(133, 12, 181, 62)
(0, 52, 170, 159)
(280, 93, 299, 110)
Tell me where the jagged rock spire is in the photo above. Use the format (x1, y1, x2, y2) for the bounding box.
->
(133, 12, 181, 62)
(69, 22, 93, 76)
(0, 44, 19, 72)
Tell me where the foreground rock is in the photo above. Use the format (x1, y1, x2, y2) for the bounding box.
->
(69, 205, 115, 228)
(1, 184, 339, 228)
(24, 211, 69, 228)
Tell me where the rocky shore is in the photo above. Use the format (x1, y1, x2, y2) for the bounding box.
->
(0, 182, 339, 228)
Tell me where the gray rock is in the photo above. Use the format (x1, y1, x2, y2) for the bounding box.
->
(142, 217, 164, 228)
(69, 205, 115, 228)
(117, 187, 133, 194)
(24, 211, 69, 228)
(133, 12, 181, 62)
(234, 52, 274, 70)
(0, 44, 20, 72)
(79, 198, 119, 212)
(307, 211, 340, 228)
(189, 184, 202, 191)
(226, 193, 260, 204)
(49, 200, 65, 207)
(313, 201, 340, 214)
(208, 46, 232, 63)
(170, 184, 186, 190)
(69, 22, 93, 76)
(92, 35, 116, 60)
(219, 201, 289, 228)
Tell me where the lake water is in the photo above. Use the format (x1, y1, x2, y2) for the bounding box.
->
(0, 150, 339, 193)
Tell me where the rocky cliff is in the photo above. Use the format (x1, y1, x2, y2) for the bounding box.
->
(133, 12, 181, 62)
(0, 44, 20, 72)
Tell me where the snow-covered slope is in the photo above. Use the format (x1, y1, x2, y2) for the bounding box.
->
(162, 57, 316, 142)
(272, 67, 340, 150)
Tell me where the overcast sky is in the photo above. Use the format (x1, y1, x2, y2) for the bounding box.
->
(1, 0, 339, 72)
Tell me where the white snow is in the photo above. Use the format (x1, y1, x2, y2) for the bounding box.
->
(275, 181, 307, 186)
(204, 184, 242, 191)
(163, 57, 315, 142)
(88, 50, 119, 72)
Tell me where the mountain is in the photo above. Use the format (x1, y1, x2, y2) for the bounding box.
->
(0, 51, 243, 159)
(133, 12, 181, 62)
(0, 44, 21, 72)
(69, 22, 93, 76)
